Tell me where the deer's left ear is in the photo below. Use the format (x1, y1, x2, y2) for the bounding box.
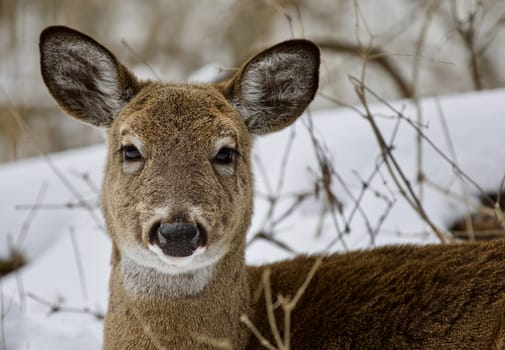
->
(223, 39, 319, 135)
(40, 26, 141, 128)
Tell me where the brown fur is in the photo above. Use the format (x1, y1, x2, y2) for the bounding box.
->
(247, 241, 505, 349)
(39, 26, 505, 350)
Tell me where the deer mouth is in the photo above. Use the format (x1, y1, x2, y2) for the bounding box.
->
(148, 222, 208, 258)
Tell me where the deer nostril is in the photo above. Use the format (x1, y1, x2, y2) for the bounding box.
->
(149, 221, 207, 257)
(158, 223, 199, 244)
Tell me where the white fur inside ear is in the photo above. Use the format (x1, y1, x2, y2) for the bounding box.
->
(41, 31, 128, 127)
(58, 41, 122, 118)
(232, 46, 318, 134)
(56, 41, 119, 97)
(237, 53, 304, 120)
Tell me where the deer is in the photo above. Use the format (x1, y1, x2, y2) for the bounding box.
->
(39, 25, 505, 350)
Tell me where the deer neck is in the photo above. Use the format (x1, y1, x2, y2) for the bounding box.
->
(105, 244, 251, 349)
(119, 254, 218, 297)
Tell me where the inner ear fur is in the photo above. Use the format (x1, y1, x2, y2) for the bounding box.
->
(40, 26, 141, 128)
(223, 39, 320, 135)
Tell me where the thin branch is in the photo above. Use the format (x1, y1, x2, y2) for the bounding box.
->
(270, 193, 312, 228)
(69, 227, 89, 304)
(15, 200, 98, 211)
(1, 87, 105, 231)
(5, 235, 25, 312)
(317, 39, 413, 98)
(262, 0, 294, 39)
(248, 231, 297, 254)
(26, 292, 104, 320)
(16, 181, 48, 248)
(240, 314, 278, 350)
(0, 279, 6, 350)
(274, 127, 296, 198)
(361, 82, 492, 204)
(412, 0, 440, 203)
(121, 39, 161, 80)
(433, 96, 475, 239)
(303, 114, 347, 250)
(262, 269, 284, 350)
(349, 75, 448, 243)
(281, 256, 323, 350)
(450, 0, 484, 90)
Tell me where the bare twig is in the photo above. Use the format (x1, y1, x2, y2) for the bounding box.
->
(317, 39, 413, 99)
(412, 0, 440, 202)
(16, 181, 48, 248)
(450, 0, 484, 90)
(349, 75, 448, 243)
(252, 256, 325, 350)
(262, 269, 283, 349)
(121, 39, 161, 80)
(274, 127, 296, 198)
(280, 256, 323, 350)
(5, 234, 25, 312)
(240, 314, 278, 350)
(0, 279, 6, 350)
(1, 88, 105, 231)
(270, 192, 312, 228)
(495, 176, 505, 230)
(254, 154, 274, 196)
(70, 170, 100, 195)
(262, 0, 294, 38)
(69, 227, 89, 304)
(350, 166, 397, 246)
(295, 3, 305, 39)
(304, 114, 347, 250)
(249, 231, 296, 254)
(26, 292, 104, 320)
(433, 96, 475, 239)
(248, 126, 303, 252)
(15, 200, 98, 211)
(360, 83, 491, 203)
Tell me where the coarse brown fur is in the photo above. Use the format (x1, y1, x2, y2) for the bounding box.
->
(247, 241, 505, 349)
(39, 26, 505, 349)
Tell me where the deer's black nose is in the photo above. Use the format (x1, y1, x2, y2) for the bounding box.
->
(149, 222, 207, 257)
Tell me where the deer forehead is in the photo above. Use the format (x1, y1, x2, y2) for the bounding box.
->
(111, 84, 247, 153)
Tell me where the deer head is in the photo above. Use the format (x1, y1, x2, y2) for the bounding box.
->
(39, 26, 319, 288)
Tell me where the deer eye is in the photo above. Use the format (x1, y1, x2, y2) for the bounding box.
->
(122, 145, 143, 161)
(213, 147, 237, 165)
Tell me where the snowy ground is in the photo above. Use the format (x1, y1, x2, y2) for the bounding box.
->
(1, 88, 505, 349)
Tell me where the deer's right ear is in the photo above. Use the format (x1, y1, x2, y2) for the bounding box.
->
(40, 26, 140, 128)
(222, 39, 319, 135)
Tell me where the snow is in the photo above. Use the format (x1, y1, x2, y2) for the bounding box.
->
(2, 88, 505, 348)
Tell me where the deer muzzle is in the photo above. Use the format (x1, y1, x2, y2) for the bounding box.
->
(149, 222, 208, 257)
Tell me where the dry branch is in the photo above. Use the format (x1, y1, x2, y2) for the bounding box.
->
(27, 292, 104, 320)
(349, 75, 448, 243)
(317, 38, 413, 98)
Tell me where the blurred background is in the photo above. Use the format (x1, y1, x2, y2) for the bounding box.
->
(2, 0, 505, 162)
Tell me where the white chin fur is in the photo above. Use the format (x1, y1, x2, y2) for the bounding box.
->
(122, 241, 227, 275)
(148, 244, 206, 268)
